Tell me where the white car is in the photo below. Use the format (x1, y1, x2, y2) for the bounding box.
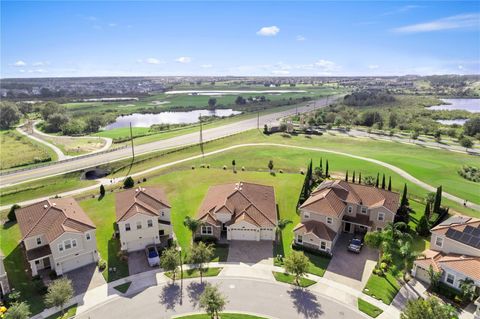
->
(145, 245, 160, 267)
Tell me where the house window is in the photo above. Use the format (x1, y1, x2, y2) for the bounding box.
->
(86, 233, 91, 240)
(36, 237, 42, 245)
(378, 212, 385, 221)
(435, 237, 443, 248)
(304, 212, 310, 219)
(446, 273, 455, 285)
(161, 212, 165, 217)
(35, 260, 40, 265)
(297, 235, 303, 244)
(125, 223, 131, 231)
(348, 206, 353, 213)
(136, 221, 142, 230)
(326, 217, 333, 224)
(72, 240, 77, 248)
(361, 207, 367, 214)
(147, 220, 153, 228)
(159, 229, 165, 236)
(320, 241, 326, 250)
(58, 244, 64, 252)
(201, 226, 213, 235)
(64, 240, 72, 250)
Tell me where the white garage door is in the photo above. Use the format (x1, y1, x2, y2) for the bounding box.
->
(230, 228, 258, 241)
(415, 265, 431, 284)
(61, 253, 94, 273)
(128, 238, 154, 252)
(260, 229, 274, 240)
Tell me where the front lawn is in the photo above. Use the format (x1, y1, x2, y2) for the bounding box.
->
(363, 271, 401, 305)
(275, 251, 331, 277)
(165, 267, 222, 280)
(357, 298, 383, 318)
(212, 244, 229, 262)
(113, 281, 131, 294)
(44, 304, 78, 319)
(175, 313, 267, 319)
(272, 271, 316, 288)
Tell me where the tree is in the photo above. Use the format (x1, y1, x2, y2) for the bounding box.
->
(275, 218, 292, 248)
(401, 183, 409, 207)
(387, 176, 392, 191)
(365, 230, 392, 267)
(183, 216, 201, 237)
(46, 113, 70, 132)
(427, 265, 442, 291)
(319, 158, 323, 175)
(207, 98, 217, 110)
(40, 102, 65, 121)
(0, 102, 21, 129)
(268, 160, 274, 173)
(99, 184, 105, 197)
(284, 251, 309, 285)
(463, 117, 480, 137)
(325, 160, 329, 177)
(7, 204, 20, 222)
(398, 240, 419, 281)
(123, 176, 134, 188)
(44, 278, 74, 314)
(459, 136, 473, 151)
(375, 173, 379, 188)
(345, 170, 349, 182)
(85, 116, 106, 133)
(425, 192, 435, 207)
(61, 119, 86, 135)
(416, 214, 430, 237)
(358, 172, 362, 184)
(381, 174, 386, 189)
(17, 102, 33, 115)
(235, 96, 246, 105)
(231, 159, 236, 171)
(459, 278, 476, 302)
(4, 302, 31, 319)
(352, 171, 356, 183)
(263, 124, 268, 134)
(187, 242, 214, 283)
(433, 186, 442, 214)
(434, 130, 442, 143)
(160, 247, 180, 283)
(199, 283, 227, 319)
(363, 175, 376, 186)
(401, 297, 458, 319)
(411, 131, 419, 142)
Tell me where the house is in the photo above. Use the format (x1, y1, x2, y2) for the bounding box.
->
(115, 187, 172, 252)
(15, 198, 99, 276)
(412, 215, 480, 292)
(0, 250, 10, 298)
(196, 182, 277, 241)
(293, 180, 399, 254)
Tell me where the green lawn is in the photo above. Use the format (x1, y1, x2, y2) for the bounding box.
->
(363, 271, 401, 305)
(306, 253, 331, 277)
(165, 267, 222, 280)
(44, 304, 77, 319)
(212, 244, 229, 262)
(272, 271, 316, 288)
(358, 298, 383, 318)
(113, 281, 131, 294)
(40, 135, 106, 156)
(176, 313, 267, 319)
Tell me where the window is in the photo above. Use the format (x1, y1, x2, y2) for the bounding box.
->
(435, 236, 443, 248)
(35, 260, 40, 265)
(161, 211, 165, 217)
(159, 229, 165, 236)
(72, 240, 77, 248)
(304, 212, 310, 219)
(125, 223, 131, 232)
(348, 206, 353, 213)
(64, 240, 72, 250)
(320, 241, 326, 250)
(446, 273, 455, 285)
(136, 221, 142, 230)
(361, 207, 367, 214)
(86, 233, 91, 240)
(36, 237, 42, 245)
(297, 235, 303, 244)
(58, 243, 64, 252)
(378, 212, 385, 221)
(326, 217, 333, 224)
(147, 220, 153, 228)
(201, 226, 213, 235)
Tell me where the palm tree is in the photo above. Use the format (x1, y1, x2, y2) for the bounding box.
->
(398, 239, 423, 282)
(275, 218, 292, 249)
(384, 222, 409, 241)
(365, 231, 392, 267)
(184, 216, 201, 240)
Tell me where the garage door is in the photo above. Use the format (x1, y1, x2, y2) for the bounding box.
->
(260, 229, 274, 240)
(414, 265, 431, 284)
(61, 253, 94, 273)
(127, 238, 154, 252)
(230, 228, 258, 241)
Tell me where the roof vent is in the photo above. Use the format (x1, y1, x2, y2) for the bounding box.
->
(43, 204, 48, 209)
(52, 203, 56, 206)
(135, 188, 139, 192)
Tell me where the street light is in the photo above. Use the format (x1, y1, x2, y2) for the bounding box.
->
(177, 246, 183, 281)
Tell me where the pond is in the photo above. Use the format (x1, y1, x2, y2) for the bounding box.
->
(436, 119, 468, 126)
(428, 98, 480, 113)
(104, 109, 241, 129)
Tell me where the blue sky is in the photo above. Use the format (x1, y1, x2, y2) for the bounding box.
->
(1, 1, 479, 78)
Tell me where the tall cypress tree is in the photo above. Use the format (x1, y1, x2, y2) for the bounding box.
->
(401, 183, 409, 207)
(424, 201, 431, 219)
(433, 186, 442, 213)
(375, 173, 379, 188)
(319, 158, 323, 177)
(325, 160, 329, 178)
(358, 172, 362, 184)
(381, 173, 386, 189)
(345, 170, 349, 182)
(387, 176, 392, 191)
(352, 171, 356, 183)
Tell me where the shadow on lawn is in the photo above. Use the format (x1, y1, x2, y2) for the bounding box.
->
(288, 287, 323, 319)
(106, 236, 129, 282)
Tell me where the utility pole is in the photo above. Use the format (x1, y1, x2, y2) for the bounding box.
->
(129, 122, 135, 161)
(257, 111, 260, 129)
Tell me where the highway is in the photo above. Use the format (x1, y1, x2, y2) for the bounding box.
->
(0, 97, 331, 187)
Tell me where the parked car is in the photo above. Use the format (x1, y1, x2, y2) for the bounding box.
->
(145, 245, 160, 267)
(348, 237, 363, 253)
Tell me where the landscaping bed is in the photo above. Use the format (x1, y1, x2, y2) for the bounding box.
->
(44, 304, 78, 319)
(176, 314, 267, 319)
(272, 271, 316, 288)
(165, 268, 223, 280)
(357, 298, 383, 318)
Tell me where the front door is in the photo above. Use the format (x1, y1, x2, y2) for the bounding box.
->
(43, 257, 51, 268)
(344, 222, 351, 233)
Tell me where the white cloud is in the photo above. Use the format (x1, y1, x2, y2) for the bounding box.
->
(175, 56, 192, 64)
(458, 65, 464, 70)
(27, 69, 46, 73)
(146, 58, 161, 64)
(314, 59, 338, 71)
(14, 60, 27, 67)
(108, 23, 117, 27)
(393, 13, 480, 33)
(200, 64, 213, 68)
(272, 70, 290, 75)
(296, 35, 306, 41)
(256, 26, 280, 36)
(368, 64, 380, 69)
(32, 61, 49, 66)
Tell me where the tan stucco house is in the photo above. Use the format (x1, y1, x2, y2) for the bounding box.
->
(0, 250, 10, 297)
(293, 180, 399, 254)
(116, 187, 172, 252)
(412, 215, 480, 291)
(196, 182, 277, 241)
(15, 198, 99, 276)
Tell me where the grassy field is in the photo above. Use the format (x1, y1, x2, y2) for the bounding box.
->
(357, 298, 383, 318)
(0, 130, 55, 170)
(272, 271, 316, 287)
(40, 135, 106, 156)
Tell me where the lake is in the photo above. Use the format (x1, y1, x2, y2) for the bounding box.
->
(428, 98, 480, 113)
(436, 119, 468, 126)
(104, 109, 241, 129)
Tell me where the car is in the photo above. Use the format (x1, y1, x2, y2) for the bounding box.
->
(348, 237, 363, 253)
(145, 245, 160, 267)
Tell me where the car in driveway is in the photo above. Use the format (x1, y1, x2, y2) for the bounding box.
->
(145, 245, 160, 267)
(347, 237, 364, 253)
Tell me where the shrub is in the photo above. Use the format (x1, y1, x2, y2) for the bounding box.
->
(123, 176, 134, 189)
(49, 270, 58, 280)
(222, 165, 227, 170)
(98, 259, 107, 271)
(32, 277, 47, 294)
(380, 262, 388, 271)
(193, 236, 218, 244)
(191, 165, 195, 170)
(241, 166, 245, 171)
(7, 204, 20, 222)
(279, 169, 283, 173)
(458, 165, 480, 182)
(142, 177, 147, 182)
(291, 243, 332, 258)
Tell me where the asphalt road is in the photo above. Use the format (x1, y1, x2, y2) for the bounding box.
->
(75, 277, 365, 319)
(0, 98, 330, 187)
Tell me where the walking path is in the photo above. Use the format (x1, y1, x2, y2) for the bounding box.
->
(16, 125, 69, 161)
(2, 143, 478, 212)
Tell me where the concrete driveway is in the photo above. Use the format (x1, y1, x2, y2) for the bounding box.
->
(323, 233, 377, 291)
(227, 240, 273, 264)
(128, 250, 156, 275)
(64, 264, 106, 295)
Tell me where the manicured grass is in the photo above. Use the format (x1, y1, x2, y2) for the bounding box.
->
(272, 271, 316, 287)
(358, 298, 383, 318)
(113, 281, 131, 294)
(176, 313, 268, 319)
(44, 304, 78, 319)
(165, 267, 222, 280)
(79, 194, 129, 282)
(363, 271, 401, 305)
(212, 244, 229, 262)
(0, 130, 55, 170)
(305, 253, 331, 277)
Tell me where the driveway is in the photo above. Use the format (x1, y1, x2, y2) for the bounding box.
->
(128, 250, 155, 275)
(227, 240, 273, 264)
(64, 264, 106, 295)
(323, 233, 377, 291)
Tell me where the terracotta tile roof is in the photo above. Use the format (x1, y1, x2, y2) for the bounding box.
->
(431, 215, 480, 235)
(15, 198, 95, 243)
(116, 187, 170, 222)
(196, 182, 277, 227)
(293, 220, 337, 241)
(415, 249, 480, 281)
(414, 249, 444, 272)
(302, 180, 399, 216)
